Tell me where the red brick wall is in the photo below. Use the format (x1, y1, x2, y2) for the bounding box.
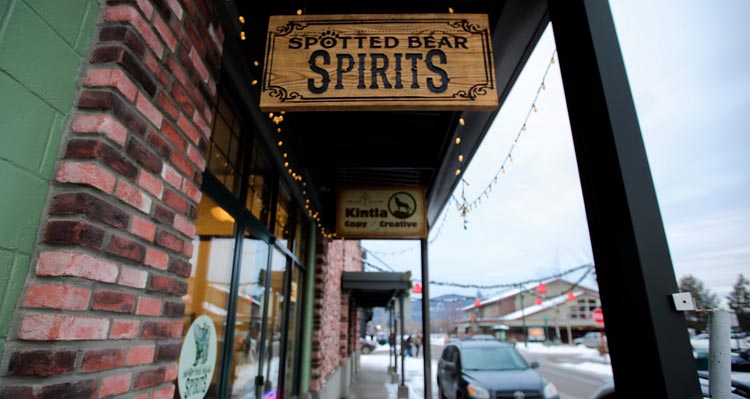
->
(309, 238, 362, 393)
(0, 0, 222, 397)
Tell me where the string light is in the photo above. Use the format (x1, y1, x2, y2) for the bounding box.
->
(239, 16, 245, 23)
(296, 9, 303, 15)
(251, 80, 257, 85)
(456, 49, 557, 225)
(240, 31, 246, 40)
(448, 7, 454, 14)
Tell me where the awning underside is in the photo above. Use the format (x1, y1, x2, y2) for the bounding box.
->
(342, 272, 411, 308)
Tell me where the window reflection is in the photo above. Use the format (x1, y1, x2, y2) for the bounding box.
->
(284, 266, 302, 397)
(229, 231, 269, 399)
(183, 196, 236, 398)
(259, 248, 287, 397)
(275, 189, 291, 248)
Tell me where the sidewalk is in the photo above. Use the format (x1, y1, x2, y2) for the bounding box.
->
(349, 346, 438, 399)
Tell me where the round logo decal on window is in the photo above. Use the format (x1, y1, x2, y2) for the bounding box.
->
(178, 315, 218, 399)
(387, 192, 417, 219)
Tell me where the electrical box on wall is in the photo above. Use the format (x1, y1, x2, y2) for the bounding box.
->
(672, 292, 695, 311)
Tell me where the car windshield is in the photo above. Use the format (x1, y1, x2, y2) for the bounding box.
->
(461, 347, 529, 371)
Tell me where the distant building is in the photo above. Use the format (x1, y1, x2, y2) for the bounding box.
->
(459, 277, 602, 344)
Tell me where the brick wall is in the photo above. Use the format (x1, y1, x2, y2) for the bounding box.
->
(309, 238, 363, 394)
(0, 0, 223, 397)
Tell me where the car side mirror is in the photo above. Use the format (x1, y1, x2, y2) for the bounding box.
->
(530, 361, 540, 369)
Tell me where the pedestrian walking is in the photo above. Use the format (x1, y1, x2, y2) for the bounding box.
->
(414, 332, 423, 357)
(405, 334, 413, 357)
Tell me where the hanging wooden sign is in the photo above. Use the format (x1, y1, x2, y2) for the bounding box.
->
(260, 14, 498, 112)
(336, 186, 427, 239)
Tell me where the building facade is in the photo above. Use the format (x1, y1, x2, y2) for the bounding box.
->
(459, 278, 602, 344)
(0, 0, 364, 398)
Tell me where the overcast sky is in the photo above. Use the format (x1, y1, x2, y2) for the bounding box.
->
(361, 0, 750, 305)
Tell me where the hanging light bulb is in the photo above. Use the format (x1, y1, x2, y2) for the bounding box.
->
(455, 137, 461, 145)
(459, 117, 465, 125)
(283, 153, 288, 158)
(533, 105, 537, 112)
(269, 113, 274, 119)
(239, 16, 245, 23)
(297, 9, 303, 15)
(448, 7, 454, 14)
(277, 140, 283, 146)
(455, 169, 461, 176)
(522, 124, 527, 131)
(251, 80, 257, 85)
(240, 31, 246, 40)
(458, 154, 464, 162)
(541, 82, 546, 90)
(284, 161, 289, 167)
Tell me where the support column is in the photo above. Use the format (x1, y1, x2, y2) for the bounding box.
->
(298, 224, 317, 397)
(547, 1, 701, 397)
(397, 295, 408, 398)
(420, 238, 432, 399)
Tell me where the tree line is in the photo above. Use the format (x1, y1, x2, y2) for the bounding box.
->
(679, 273, 750, 334)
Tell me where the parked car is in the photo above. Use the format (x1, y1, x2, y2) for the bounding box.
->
(691, 332, 750, 351)
(469, 334, 497, 341)
(574, 331, 608, 350)
(733, 349, 750, 372)
(359, 338, 377, 354)
(437, 340, 560, 399)
(589, 371, 750, 399)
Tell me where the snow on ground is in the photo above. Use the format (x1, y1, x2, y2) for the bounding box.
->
(517, 342, 614, 377)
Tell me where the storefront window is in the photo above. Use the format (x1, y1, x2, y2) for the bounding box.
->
(245, 145, 271, 227)
(259, 248, 287, 397)
(293, 210, 306, 260)
(184, 195, 237, 398)
(275, 188, 291, 248)
(208, 95, 244, 196)
(229, 231, 269, 399)
(283, 265, 303, 397)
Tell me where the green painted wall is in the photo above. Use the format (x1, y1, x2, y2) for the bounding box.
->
(0, 0, 98, 357)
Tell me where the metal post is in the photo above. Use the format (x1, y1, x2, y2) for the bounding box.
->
(520, 289, 527, 348)
(547, 0, 701, 396)
(397, 294, 409, 398)
(420, 238, 433, 399)
(399, 295, 405, 386)
(709, 310, 731, 399)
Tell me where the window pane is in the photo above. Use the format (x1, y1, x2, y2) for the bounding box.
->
(275, 188, 290, 247)
(229, 232, 269, 399)
(183, 195, 236, 398)
(246, 147, 271, 226)
(284, 266, 302, 397)
(259, 248, 287, 398)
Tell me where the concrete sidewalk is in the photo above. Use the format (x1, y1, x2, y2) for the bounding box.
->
(348, 347, 438, 399)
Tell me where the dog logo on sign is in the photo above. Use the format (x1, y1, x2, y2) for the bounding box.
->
(388, 192, 416, 219)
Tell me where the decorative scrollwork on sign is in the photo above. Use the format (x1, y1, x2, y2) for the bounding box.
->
(448, 19, 482, 33)
(452, 84, 490, 100)
(266, 86, 302, 102)
(275, 21, 307, 36)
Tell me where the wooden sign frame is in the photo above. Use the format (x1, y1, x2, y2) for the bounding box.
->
(261, 14, 498, 112)
(336, 186, 427, 239)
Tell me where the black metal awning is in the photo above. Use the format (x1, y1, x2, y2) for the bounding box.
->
(342, 272, 411, 308)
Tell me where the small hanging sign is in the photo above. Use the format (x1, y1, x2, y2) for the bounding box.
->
(261, 14, 498, 111)
(336, 186, 427, 238)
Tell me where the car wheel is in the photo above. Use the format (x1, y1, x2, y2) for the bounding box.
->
(361, 346, 372, 354)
